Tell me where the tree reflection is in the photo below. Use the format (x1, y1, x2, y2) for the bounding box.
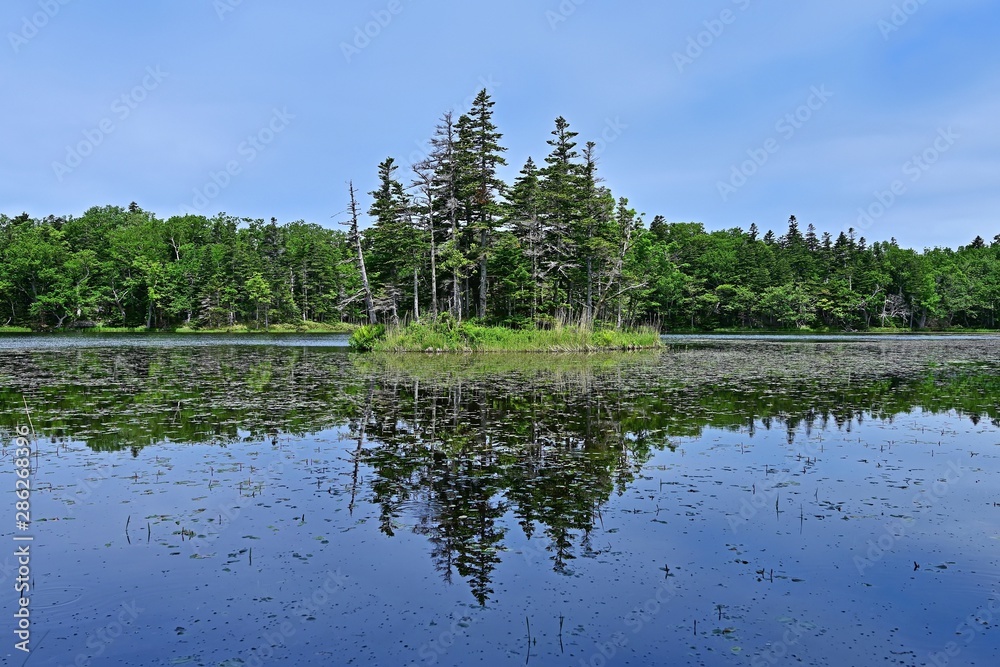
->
(3, 342, 1000, 602)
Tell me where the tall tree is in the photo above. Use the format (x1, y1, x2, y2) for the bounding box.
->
(367, 157, 417, 326)
(455, 90, 507, 320)
(427, 112, 469, 320)
(506, 157, 544, 321)
(412, 161, 440, 319)
(343, 181, 376, 324)
(539, 116, 584, 320)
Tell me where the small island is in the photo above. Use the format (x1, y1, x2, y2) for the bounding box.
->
(2, 91, 998, 347)
(348, 318, 662, 353)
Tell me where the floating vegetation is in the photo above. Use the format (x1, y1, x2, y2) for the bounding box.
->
(1, 335, 998, 665)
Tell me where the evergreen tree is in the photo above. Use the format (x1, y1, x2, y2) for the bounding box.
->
(455, 90, 507, 320)
(538, 116, 584, 319)
(367, 157, 417, 325)
(506, 157, 544, 320)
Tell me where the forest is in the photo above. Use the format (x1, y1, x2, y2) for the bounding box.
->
(2, 89, 999, 332)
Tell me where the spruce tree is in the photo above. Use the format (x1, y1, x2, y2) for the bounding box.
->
(367, 157, 416, 326)
(507, 157, 543, 320)
(455, 90, 507, 320)
(539, 116, 584, 319)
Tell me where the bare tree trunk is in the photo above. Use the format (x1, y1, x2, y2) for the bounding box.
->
(429, 206, 438, 319)
(429, 231, 438, 319)
(463, 277, 470, 321)
(531, 229, 538, 322)
(302, 259, 309, 322)
(414, 168, 438, 319)
(390, 289, 399, 328)
(413, 267, 420, 323)
(346, 181, 377, 324)
(478, 229, 487, 320)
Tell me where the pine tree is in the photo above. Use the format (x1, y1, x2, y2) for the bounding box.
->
(580, 142, 616, 325)
(805, 223, 819, 252)
(411, 161, 440, 319)
(455, 90, 507, 320)
(507, 157, 544, 320)
(367, 157, 416, 326)
(539, 116, 584, 319)
(427, 112, 470, 320)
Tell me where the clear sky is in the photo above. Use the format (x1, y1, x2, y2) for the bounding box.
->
(2, 0, 997, 249)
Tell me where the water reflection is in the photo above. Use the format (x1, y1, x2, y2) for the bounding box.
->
(2, 337, 998, 607)
(352, 375, 647, 603)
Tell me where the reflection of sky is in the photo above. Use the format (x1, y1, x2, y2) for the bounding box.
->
(3, 336, 999, 665)
(9, 407, 998, 666)
(629, 410, 1000, 665)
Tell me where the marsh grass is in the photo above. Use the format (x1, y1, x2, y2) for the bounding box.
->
(365, 321, 662, 353)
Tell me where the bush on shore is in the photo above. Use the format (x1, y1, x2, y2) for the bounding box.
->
(351, 317, 661, 353)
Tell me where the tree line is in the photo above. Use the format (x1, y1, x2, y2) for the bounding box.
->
(2, 89, 998, 331)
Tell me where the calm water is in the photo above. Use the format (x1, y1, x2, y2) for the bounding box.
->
(1, 334, 998, 666)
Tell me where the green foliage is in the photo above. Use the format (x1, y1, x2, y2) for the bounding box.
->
(0, 207, 360, 330)
(1, 92, 997, 334)
(349, 323, 387, 351)
(371, 321, 661, 353)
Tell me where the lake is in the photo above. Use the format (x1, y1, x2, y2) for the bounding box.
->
(1, 334, 998, 666)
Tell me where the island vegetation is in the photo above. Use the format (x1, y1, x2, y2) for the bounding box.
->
(1, 90, 998, 348)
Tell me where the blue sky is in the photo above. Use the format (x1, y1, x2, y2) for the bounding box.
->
(2, 0, 997, 249)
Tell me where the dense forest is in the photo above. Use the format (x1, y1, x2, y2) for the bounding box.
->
(2, 89, 998, 332)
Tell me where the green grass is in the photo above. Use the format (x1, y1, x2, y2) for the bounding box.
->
(0, 321, 356, 334)
(359, 321, 663, 353)
(173, 321, 356, 334)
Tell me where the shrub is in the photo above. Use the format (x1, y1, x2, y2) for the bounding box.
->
(349, 324, 386, 351)
(592, 329, 615, 348)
